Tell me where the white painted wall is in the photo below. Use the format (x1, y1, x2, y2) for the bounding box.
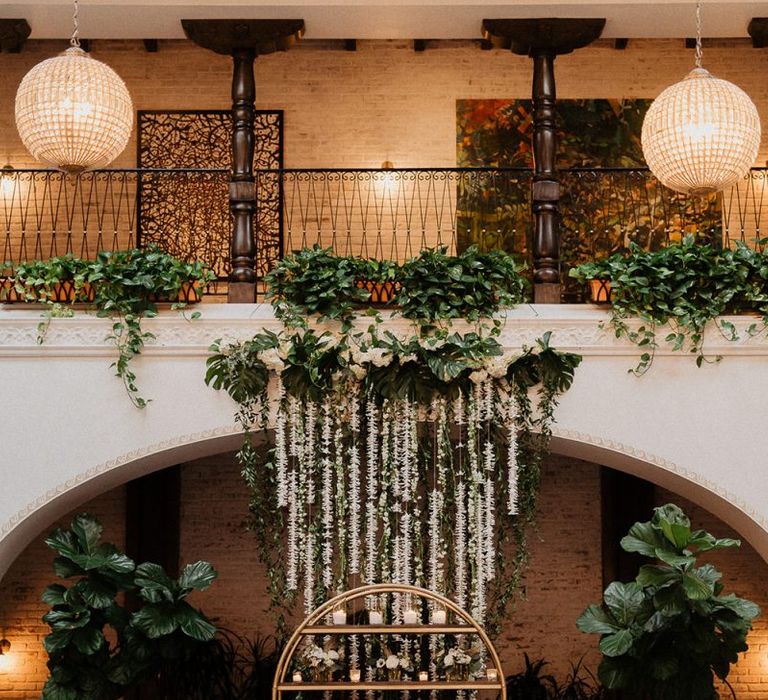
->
(1, 303, 767, 579)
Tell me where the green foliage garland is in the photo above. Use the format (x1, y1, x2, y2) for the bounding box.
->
(206, 246, 580, 638)
(10, 246, 214, 407)
(570, 237, 768, 374)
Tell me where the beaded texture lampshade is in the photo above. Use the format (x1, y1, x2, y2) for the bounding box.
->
(641, 1, 761, 196)
(641, 68, 761, 196)
(15, 46, 133, 172)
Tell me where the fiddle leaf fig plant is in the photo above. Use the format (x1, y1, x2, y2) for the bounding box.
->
(42, 514, 218, 700)
(577, 504, 760, 699)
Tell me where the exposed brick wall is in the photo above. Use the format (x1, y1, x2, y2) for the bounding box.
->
(1, 38, 768, 170)
(0, 488, 126, 700)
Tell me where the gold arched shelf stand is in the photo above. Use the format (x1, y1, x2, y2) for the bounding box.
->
(273, 583, 507, 700)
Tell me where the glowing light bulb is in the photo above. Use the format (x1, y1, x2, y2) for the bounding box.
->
(0, 166, 15, 198)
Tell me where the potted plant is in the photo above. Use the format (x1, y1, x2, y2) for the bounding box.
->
(352, 256, 400, 305)
(41, 514, 218, 700)
(568, 260, 613, 303)
(577, 503, 760, 700)
(11, 253, 93, 304)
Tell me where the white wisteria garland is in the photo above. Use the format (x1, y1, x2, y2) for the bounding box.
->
(206, 328, 580, 635)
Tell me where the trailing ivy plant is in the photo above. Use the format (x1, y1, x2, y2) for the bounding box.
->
(577, 503, 760, 699)
(570, 237, 768, 374)
(11, 245, 214, 407)
(41, 513, 218, 700)
(206, 245, 579, 639)
(397, 245, 528, 328)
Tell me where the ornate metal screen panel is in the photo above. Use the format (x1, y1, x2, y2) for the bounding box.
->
(137, 110, 283, 280)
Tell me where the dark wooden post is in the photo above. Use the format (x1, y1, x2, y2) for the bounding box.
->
(229, 48, 258, 299)
(182, 19, 304, 303)
(482, 19, 605, 303)
(531, 51, 560, 301)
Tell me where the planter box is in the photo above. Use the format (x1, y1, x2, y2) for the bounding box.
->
(355, 279, 400, 305)
(588, 278, 612, 304)
(0, 279, 94, 304)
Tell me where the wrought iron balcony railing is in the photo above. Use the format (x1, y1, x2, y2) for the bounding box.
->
(1, 166, 766, 301)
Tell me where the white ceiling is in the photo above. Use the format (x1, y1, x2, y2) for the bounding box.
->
(0, 0, 765, 40)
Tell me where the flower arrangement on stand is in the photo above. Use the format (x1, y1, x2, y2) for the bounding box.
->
(375, 645, 414, 681)
(299, 640, 344, 681)
(436, 644, 483, 681)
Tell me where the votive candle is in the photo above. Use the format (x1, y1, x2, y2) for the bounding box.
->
(292, 672, 302, 682)
(430, 609, 447, 624)
(369, 610, 383, 625)
(350, 669, 361, 682)
(487, 668, 499, 682)
(419, 672, 429, 682)
(332, 608, 347, 624)
(403, 609, 419, 624)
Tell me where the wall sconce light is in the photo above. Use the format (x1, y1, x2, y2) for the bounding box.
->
(378, 160, 397, 194)
(0, 638, 11, 671)
(0, 165, 15, 198)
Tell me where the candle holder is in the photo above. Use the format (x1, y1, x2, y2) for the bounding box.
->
(403, 608, 419, 624)
(332, 605, 347, 625)
(487, 668, 499, 682)
(368, 596, 383, 624)
(292, 672, 302, 682)
(418, 671, 429, 682)
(350, 669, 361, 682)
(430, 606, 447, 624)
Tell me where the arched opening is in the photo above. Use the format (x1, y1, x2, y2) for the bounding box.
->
(1, 439, 766, 697)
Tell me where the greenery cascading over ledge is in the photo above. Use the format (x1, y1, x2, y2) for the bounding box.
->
(205, 246, 582, 637)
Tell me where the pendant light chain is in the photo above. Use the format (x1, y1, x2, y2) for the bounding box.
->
(694, 0, 703, 68)
(70, 0, 81, 49)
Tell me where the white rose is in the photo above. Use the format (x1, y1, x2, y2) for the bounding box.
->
(351, 364, 367, 380)
(259, 347, 285, 373)
(399, 658, 409, 668)
(369, 347, 393, 367)
(328, 650, 339, 661)
(469, 369, 488, 385)
(385, 655, 400, 670)
(485, 356, 509, 379)
(399, 353, 418, 364)
(443, 653, 454, 667)
(376, 658, 385, 669)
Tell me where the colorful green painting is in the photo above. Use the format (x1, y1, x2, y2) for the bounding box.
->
(456, 99, 722, 300)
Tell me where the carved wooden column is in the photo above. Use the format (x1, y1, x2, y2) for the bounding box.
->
(482, 19, 605, 303)
(183, 19, 304, 303)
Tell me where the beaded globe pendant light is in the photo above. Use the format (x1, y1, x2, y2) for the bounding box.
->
(641, 1, 761, 196)
(15, 0, 133, 172)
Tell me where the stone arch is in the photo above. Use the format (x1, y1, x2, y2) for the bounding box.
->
(551, 431, 768, 564)
(2, 426, 767, 583)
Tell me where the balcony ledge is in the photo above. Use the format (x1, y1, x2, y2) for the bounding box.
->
(1, 303, 767, 357)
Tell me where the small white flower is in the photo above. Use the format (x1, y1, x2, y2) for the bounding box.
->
(376, 658, 385, 669)
(350, 364, 367, 380)
(399, 658, 410, 669)
(485, 356, 509, 379)
(385, 655, 400, 670)
(368, 347, 393, 367)
(443, 653, 454, 667)
(327, 650, 339, 661)
(399, 353, 418, 364)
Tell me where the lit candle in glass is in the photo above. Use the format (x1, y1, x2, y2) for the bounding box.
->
(369, 610, 383, 625)
(486, 668, 498, 682)
(350, 669, 361, 682)
(430, 608, 447, 624)
(332, 606, 347, 624)
(403, 609, 418, 624)
(292, 672, 302, 682)
(419, 672, 429, 682)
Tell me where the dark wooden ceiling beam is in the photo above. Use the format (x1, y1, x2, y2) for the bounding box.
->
(79, 38, 91, 52)
(414, 39, 427, 52)
(481, 18, 605, 56)
(614, 38, 629, 50)
(344, 38, 356, 51)
(748, 18, 768, 48)
(181, 18, 305, 56)
(143, 38, 159, 52)
(0, 18, 31, 53)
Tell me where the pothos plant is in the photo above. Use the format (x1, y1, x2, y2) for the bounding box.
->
(11, 245, 214, 407)
(206, 246, 579, 640)
(577, 504, 760, 699)
(569, 237, 768, 374)
(41, 513, 218, 700)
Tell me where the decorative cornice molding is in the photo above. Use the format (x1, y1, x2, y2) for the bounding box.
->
(2, 304, 768, 357)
